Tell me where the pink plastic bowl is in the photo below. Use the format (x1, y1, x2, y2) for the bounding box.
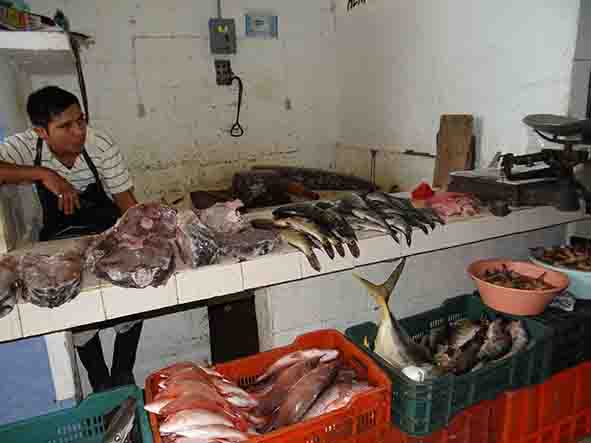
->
(467, 259, 569, 316)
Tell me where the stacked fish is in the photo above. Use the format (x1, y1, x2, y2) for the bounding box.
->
(145, 349, 373, 442)
(356, 258, 529, 381)
(252, 191, 444, 272)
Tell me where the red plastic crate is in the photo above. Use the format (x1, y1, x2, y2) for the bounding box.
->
(386, 399, 495, 443)
(503, 408, 591, 443)
(145, 329, 392, 443)
(492, 362, 591, 443)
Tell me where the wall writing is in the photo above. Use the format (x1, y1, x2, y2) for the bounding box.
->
(347, 0, 367, 12)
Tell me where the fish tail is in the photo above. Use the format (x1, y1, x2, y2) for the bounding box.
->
(347, 240, 360, 258)
(307, 249, 322, 272)
(323, 243, 335, 259)
(381, 258, 406, 301)
(334, 242, 346, 257)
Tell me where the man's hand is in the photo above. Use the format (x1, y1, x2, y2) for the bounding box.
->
(39, 168, 80, 215)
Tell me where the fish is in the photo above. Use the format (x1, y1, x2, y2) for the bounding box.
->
(0, 256, 19, 318)
(254, 357, 321, 416)
(266, 359, 340, 431)
(175, 424, 251, 441)
(447, 319, 482, 349)
(159, 409, 235, 434)
(252, 348, 340, 385)
(354, 258, 435, 373)
(302, 381, 372, 420)
(313, 201, 358, 242)
(20, 250, 84, 308)
(102, 396, 137, 443)
(279, 229, 321, 272)
(450, 330, 486, 375)
(478, 318, 512, 361)
(345, 217, 390, 234)
(274, 217, 335, 259)
(496, 320, 529, 360)
(350, 208, 400, 243)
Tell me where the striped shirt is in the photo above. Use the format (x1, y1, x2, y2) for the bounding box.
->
(0, 127, 133, 196)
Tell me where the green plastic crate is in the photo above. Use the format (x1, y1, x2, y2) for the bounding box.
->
(345, 293, 553, 436)
(0, 385, 153, 443)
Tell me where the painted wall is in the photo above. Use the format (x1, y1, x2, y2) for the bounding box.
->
(27, 0, 340, 202)
(334, 1, 581, 190)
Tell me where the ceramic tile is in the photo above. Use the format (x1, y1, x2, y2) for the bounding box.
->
(176, 263, 244, 303)
(0, 307, 23, 342)
(18, 289, 105, 336)
(101, 276, 178, 320)
(241, 248, 302, 289)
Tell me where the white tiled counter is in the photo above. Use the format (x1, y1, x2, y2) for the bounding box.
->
(0, 205, 586, 343)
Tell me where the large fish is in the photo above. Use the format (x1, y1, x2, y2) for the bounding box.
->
(496, 320, 528, 360)
(252, 349, 340, 385)
(159, 409, 236, 434)
(266, 359, 340, 431)
(354, 258, 435, 374)
(102, 396, 137, 443)
(273, 217, 335, 259)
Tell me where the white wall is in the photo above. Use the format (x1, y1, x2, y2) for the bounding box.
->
(335, 1, 581, 190)
(28, 0, 340, 202)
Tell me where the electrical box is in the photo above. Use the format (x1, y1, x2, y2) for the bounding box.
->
(245, 13, 278, 38)
(208, 18, 236, 54)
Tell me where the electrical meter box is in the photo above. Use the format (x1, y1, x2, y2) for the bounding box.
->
(209, 18, 236, 54)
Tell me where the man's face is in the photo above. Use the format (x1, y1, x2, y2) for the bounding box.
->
(34, 104, 87, 155)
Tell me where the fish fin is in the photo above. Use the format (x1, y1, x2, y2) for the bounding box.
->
(352, 274, 386, 304)
(307, 249, 322, 272)
(381, 258, 406, 303)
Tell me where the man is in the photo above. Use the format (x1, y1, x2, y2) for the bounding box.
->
(0, 86, 142, 392)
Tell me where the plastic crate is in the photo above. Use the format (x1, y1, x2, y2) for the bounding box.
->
(0, 385, 153, 443)
(386, 399, 495, 443)
(531, 299, 591, 376)
(345, 293, 553, 436)
(145, 329, 391, 443)
(491, 408, 591, 443)
(492, 362, 591, 443)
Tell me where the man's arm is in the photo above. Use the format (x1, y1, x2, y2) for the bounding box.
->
(0, 160, 80, 214)
(113, 189, 138, 214)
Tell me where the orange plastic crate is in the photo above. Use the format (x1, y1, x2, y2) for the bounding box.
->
(386, 399, 495, 443)
(492, 362, 591, 443)
(145, 329, 392, 443)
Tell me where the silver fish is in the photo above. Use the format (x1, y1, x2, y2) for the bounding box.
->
(496, 320, 529, 361)
(103, 397, 137, 443)
(478, 318, 512, 361)
(274, 217, 335, 259)
(280, 229, 321, 272)
(353, 259, 434, 373)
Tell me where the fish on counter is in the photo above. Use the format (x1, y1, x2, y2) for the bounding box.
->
(356, 259, 531, 380)
(0, 256, 20, 318)
(174, 210, 220, 269)
(278, 229, 321, 272)
(20, 248, 85, 308)
(86, 203, 178, 289)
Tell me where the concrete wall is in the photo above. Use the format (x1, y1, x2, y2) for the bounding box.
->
(334, 1, 580, 191)
(28, 0, 340, 202)
(256, 226, 565, 349)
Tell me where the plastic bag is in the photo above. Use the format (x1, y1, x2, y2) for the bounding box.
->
(216, 228, 280, 261)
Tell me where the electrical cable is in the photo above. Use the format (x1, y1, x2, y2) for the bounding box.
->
(217, 0, 222, 18)
(230, 75, 244, 137)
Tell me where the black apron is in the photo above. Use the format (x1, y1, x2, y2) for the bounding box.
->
(35, 137, 121, 241)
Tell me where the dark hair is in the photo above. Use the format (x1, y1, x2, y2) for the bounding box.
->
(26, 86, 80, 128)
